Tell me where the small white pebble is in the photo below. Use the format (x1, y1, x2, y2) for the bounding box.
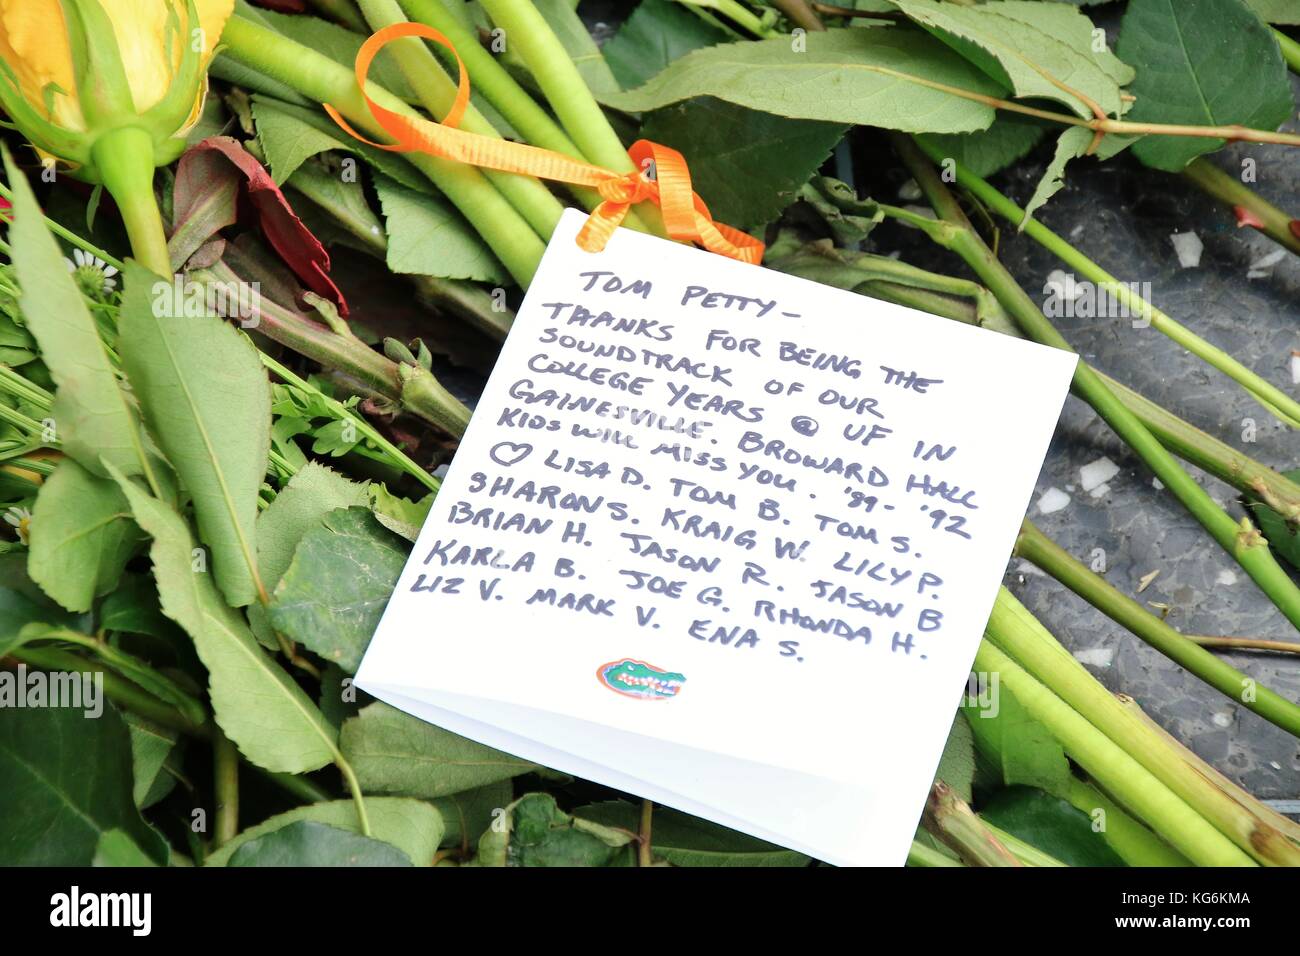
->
(1271, 761, 1283, 771)
(897, 178, 922, 201)
(1290, 353, 1300, 385)
(1080, 456, 1120, 492)
(1216, 569, 1238, 586)
(1170, 231, 1203, 268)
(1065, 484, 1076, 492)
(1152, 477, 1164, 490)
(1250, 249, 1286, 270)
(1247, 269, 1269, 280)
(1089, 482, 1110, 499)
(1016, 559, 1047, 577)
(1037, 487, 1071, 514)
(1211, 711, 1233, 728)
(1045, 269, 1081, 302)
(1073, 647, 1114, 668)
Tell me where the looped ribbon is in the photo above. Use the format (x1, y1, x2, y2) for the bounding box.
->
(324, 23, 763, 264)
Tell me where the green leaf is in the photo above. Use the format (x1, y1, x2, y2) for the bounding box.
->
(476, 793, 634, 867)
(228, 820, 414, 866)
(0, 703, 167, 865)
(27, 459, 140, 613)
(341, 701, 537, 798)
(980, 786, 1126, 867)
(119, 262, 271, 608)
(250, 95, 429, 191)
(963, 681, 1071, 796)
(917, 114, 1047, 177)
(109, 467, 339, 775)
(1022, 126, 1093, 223)
(2, 150, 149, 479)
(935, 711, 976, 803)
(374, 174, 508, 283)
(1247, 0, 1300, 24)
(0, 586, 75, 655)
(99, 573, 184, 641)
(1118, 0, 1294, 171)
(530, 0, 621, 96)
(794, 176, 884, 246)
(430, 780, 514, 849)
(601, 28, 1004, 134)
(369, 483, 433, 542)
(268, 506, 408, 673)
(575, 801, 810, 867)
(638, 97, 847, 230)
(604, 0, 730, 89)
(93, 828, 159, 866)
(982, 0, 1136, 89)
(125, 712, 181, 809)
(204, 797, 444, 866)
(249, 462, 370, 646)
(888, 0, 1125, 118)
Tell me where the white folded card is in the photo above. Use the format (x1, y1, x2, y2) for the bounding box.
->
(357, 208, 1077, 866)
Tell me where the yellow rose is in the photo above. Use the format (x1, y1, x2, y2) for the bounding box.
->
(0, 0, 234, 172)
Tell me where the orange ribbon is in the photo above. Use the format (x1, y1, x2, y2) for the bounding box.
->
(324, 23, 763, 264)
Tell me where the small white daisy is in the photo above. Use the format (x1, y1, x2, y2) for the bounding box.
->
(64, 250, 119, 295)
(3, 505, 32, 545)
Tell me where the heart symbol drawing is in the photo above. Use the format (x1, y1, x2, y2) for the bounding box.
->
(489, 441, 533, 467)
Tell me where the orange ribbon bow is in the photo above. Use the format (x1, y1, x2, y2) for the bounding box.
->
(325, 23, 763, 264)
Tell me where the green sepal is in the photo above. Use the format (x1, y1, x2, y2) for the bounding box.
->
(60, 0, 137, 128)
(0, 67, 90, 166)
(139, 0, 207, 143)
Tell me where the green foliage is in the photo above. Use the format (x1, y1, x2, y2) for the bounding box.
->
(575, 801, 811, 866)
(603, 0, 730, 89)
(639, 98, 847, 229)
(476, 793, 634, 867)
(341, 701, 537, 797)
(1118, 0, 1294, 170)
(374, 174, 509, 283)
(228, 821, 414, 866)
(980, 786, 1126, 867)
(268, 507, 408, 673)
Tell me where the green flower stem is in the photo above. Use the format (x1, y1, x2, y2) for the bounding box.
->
(6, 456, 56, 477)
(986, 590, 1300, 867)
(685, 0, 781, 37)
(89, 127, 170, 278)
(260, 353, 442, 494)
(906, 840, 963, 867)
(978, 821, 1065, 867)
(1181, 157, 1300, 257)
(921, 780, 1021, 866)
(285, 163, 512, 341)
(1114, 692, 1300, 846)
(397, 0, 634, 225)
(194, 261, 468, 440)
(1015, 519, 1300, 739)
(220, 14, 545, 286)
(911, 138, 1300, 428)
(0, 365, 53, 410)
(890, 133, 1300, 631)
(807, 259, 1300, 519)
(0, 402, 44, 438)
(214, 732, 240, 847)
(1064, 778, 1191, 867)
(476, 0, 626, 174)
(1275, 27, 1300, 75)
(358, 0, 565, 239)
(306, 0, 370, 32)
(973, 636, 1255, 867)
(260, 769, 331, 804)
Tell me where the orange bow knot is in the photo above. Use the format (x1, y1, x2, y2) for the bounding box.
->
(325, 22, 763, 266)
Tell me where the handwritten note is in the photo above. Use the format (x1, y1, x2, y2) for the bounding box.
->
(357, 209, 1077, 866)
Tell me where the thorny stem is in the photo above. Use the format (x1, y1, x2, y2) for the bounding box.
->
(1181, 157, 1300, 257)
(974, 635, 1256, 867)
(922, 781, 1021, 866)
(194, 260, 470, 438)
(1014, 520, 1300, 739)
(220, 14, 546, 286)
(909, 140, 1300, 427)
(986, 590, 1300, 866)
(890, 133, 1300, 631)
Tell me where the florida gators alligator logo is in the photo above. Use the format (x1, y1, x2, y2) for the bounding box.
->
(597, 659, 685, 700)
